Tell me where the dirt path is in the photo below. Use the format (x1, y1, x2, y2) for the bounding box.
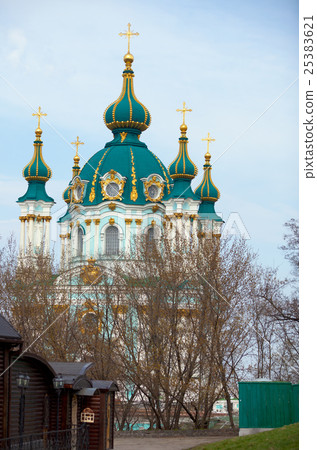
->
(114, 435, 232, 449)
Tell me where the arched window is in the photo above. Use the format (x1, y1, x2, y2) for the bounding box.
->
(147, 227, 154, 243)
(105, 226, 119, 256)
(77, 227, 84, 256)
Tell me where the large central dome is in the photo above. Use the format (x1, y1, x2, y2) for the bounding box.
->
(104, 53, 151, 132)
(71, 52, 172, 207)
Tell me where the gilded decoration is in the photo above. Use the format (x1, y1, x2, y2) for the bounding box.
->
(143, 175, 164, 202)
(71, 177, 85, 203)
(78, 301, 103, 333)
(152, 204, 159, 213)
(80, 258, 102, 285)
(130, 149, 138, 202)
(100, 169, 126, 201)
(135, 219, 142, 225)
(109, 218, 115, 225)
(120, 132, 128, 142)
(89, 148, 109, 202)
(125, 218, 133, 225)
(108, 202, 116, 211)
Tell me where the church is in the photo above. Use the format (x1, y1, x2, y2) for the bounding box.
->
(17, 24, 223, 264)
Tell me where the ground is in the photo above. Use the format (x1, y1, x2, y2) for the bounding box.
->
(114, 435, 232, 450)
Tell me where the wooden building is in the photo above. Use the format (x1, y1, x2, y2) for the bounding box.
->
(0, 314, 118, 449)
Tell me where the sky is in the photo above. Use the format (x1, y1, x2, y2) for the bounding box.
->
(0, 0, 299, 279)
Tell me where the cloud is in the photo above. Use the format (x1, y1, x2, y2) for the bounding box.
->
(7, 28, 27, 66)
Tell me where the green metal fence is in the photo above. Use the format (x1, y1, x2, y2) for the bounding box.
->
(239, 380, 299, 429)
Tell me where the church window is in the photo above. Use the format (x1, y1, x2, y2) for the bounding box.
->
(78, 227, 84, 256)
(106, 182, 120, 198)
(148, 184, 159, 200)
(147, 227, 154, 243)
(105, 226, 119, 256)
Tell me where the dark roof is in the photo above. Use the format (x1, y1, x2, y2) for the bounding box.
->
(48, 362, 93, 388)
(92, 380, 119, 392)
(0, 314, 22, 343)
(48, 362, 93, 377)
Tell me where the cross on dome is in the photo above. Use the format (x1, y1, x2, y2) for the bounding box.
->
(71, 136, 84, 157)
(119, 23, 139, 54)
(176, 102, 192, 126)
(32, 106, 47, 130)
(202, 132, 215, 155)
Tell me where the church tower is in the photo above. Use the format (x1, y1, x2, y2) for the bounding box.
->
(164, 102, 201, 237)
(17, 107, 54, 255)
(195, 133, 223, 237)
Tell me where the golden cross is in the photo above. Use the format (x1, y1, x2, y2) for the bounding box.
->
(119, 23, 139, 54)
(71, 136, 84, 157)
(176, 102, 192, 125)
(202, 132, 216, 154)
(32, 106, 47, 129)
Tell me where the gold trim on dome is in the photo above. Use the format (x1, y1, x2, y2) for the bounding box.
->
(120, 132, 128, 142)
(143, 176, 164, 202)
(89, 148, 110, 203)
(130, 149, 138, 202)
(100, 169, 125, 201)
(89, 187, 95, 202)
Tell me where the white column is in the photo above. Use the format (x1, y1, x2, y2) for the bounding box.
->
(125, 219, 132, 257)
(60, 234, 66, 267)
(191, 215, 198, 248)
(19, 217, 26, 255)
(93, 219, 100, 259)
(44, 216, 51, 254)
(27, 214, 35, 250)
(174, 213, 183, 235)
(85, 219, 92, 258)
(65, 232, 71, 266)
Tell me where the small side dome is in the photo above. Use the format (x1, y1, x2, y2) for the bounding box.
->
(22, 129, 52, 182)
(194, 152, 220, 202)
(104, 54, 151, 132)
(63, 185, 71, 204)
(168, 123, 197, 180)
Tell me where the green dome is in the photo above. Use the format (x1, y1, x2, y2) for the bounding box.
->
(169, 124, 198, 180)
(22, 129, 52, 182)
(18, 128, 54, 204)
(63, 185, 71, 204)
(194, 152, 220, 202)
(104, 54, 151, 132)
(74, 130, 172, 207)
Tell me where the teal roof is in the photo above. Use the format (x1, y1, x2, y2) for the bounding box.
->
(104, 54, 151, 132)
(194, 154, 220, 202)
(61, 129, 172, 210)
(22, 132, 52, 182)
(198, 201, 223, 222)
(18, 129, 54, 204)
(17, 180, 54, 203)
(168, 125, 198, 180)
(165, 179, 199, 201)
